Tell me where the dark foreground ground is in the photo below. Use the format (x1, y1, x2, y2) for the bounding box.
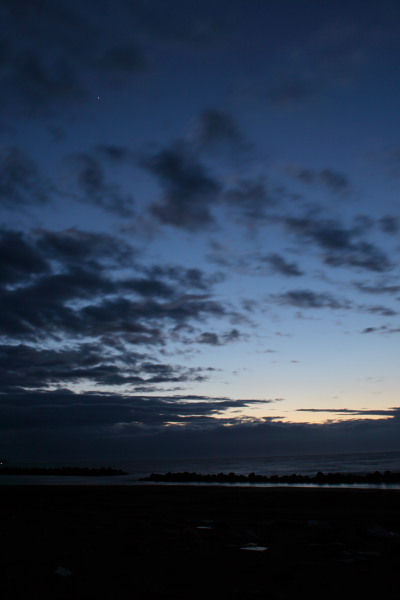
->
(1, 485, 400, 599)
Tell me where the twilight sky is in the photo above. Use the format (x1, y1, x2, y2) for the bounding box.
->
(1, 0, 400, 461)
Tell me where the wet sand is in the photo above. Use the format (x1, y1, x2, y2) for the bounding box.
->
(1, 485, 400, 599)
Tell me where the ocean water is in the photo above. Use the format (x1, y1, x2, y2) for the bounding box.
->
(2, 450, 400, 486)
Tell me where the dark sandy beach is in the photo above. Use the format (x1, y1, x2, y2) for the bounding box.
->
(1, 485, 400, 599)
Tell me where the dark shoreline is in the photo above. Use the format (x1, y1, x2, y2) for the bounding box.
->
(141, 469, 400, 485)
(1, 485, 400, 599)
(0, 466, 127, 476)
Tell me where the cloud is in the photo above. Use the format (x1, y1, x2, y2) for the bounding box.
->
(0, 49, 85, 116)
(206, 244, 304, 281)
(0, 273, 229, 344)
(379, 216, 399, 234)
(144, 264, 224, 290)
(296, 407, 397, 416)
(0, 147, 53, 209)
(0, 226, 237, 352)
(0, 0, 148, 116)
(152, 412, 400, 459)
(262, 253, 303, 277)
(193, 108, 245, 148)
(0, 343, 131, 391)
(360, 304, 397, 317)
(123, 278, 175, 299)
(273, 289, 396, 317)
(0, 342, 216, 392)
(223, 178, 276, 220)
(266, 15, 380, 115)
(93, 42, 146, 73)
(362, 326, 400, 335)
(272, 289, 349, 310)
(197, 328, 242, 346)
(287, 166, 351, 194)
(0, 226, 137, 289)
(2, 395, 400, 461)
(0, 0, 230, 119)
(366, 147, 400, 178)
(36, 227, 135, 267)
(197, 332, 220, 346)
(0, 2, 85, 113)
(269, 80, 318, 107)
(284, 216, 392, 272)
(323, 242, 392, 272)
(0, 229, 49, 285)
(141, 144, 221, 229)
(354, 281, 400, 295)
(96, 144, 135, 164)
(124, 0, 229, 47)
(0, 384, 276, 445)
(285, 217, 352, 249)
(0, 225, 256, 459)
(66, 153, 135, 217)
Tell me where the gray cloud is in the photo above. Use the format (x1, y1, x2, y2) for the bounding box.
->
(0, 147, 53, 209)
(96, 144, 136, 164)
(67, 153, 135, 217)
(2, 396, 400, 461)
(194, 108, 245, 148)
(93, 42, 146, 73)
(0, 224, 254, 459)
(366, 147, 400, 179)
(0, 385, 276, 446)
(288, 166, 351, 195)
(0, 229, 49, 285)
(362, 326, 400, 335)
(379, 216, 399, 234)
(207, 244, 304, 279)
(141, 144, 221, 229)
(360, 304, 397, 317)
(284, 216, 392, 272)
(0, 227, 234, 347)
(36, 227, 136, 267)
(269, 80, 318, 107)
(223, 178, 276, 220)
(273, 289, 396, 317)
(263, 253, 303, 277)
(0, 0, 229, 119)
(124, 0, 229, 47)
(324, 243, 392, 272)
(272, 289, 349, 310)
(197, 328, 242, 346)
(0, 273, 228, 343)
(297, 407, 398, 416)
(354, 281, 400, 295)
(0, 343, 213, 392)
(0, 0, 148, 116)
(144, 265, 224, 290)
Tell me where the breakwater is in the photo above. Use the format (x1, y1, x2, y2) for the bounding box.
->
(141, 470, 400, 484)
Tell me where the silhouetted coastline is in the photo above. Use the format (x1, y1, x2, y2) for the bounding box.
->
(141, 469, 400, 484)
(0, 466, 127, 476)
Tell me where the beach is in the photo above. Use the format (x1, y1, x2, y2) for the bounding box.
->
(1, 485, 400, 599)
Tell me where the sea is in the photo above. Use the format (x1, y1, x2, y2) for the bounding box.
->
(2, 450, 400, 487)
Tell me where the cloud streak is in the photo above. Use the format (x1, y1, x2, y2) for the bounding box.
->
(284, 216, 392, 272)
(272, 289, 349, 310)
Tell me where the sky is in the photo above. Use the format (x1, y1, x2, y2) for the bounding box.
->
(1, 0, 400, 462)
